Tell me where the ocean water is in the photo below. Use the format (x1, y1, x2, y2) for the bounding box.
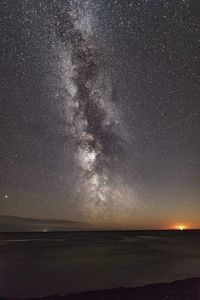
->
(0, 230, 200, 298)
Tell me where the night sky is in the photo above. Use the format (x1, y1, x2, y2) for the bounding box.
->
(0, 0, 200, 230)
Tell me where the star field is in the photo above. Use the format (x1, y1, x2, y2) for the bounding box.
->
(0, 0, 200, 229)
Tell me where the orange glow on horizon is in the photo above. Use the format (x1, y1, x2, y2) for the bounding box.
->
(174, 224, 187, 231)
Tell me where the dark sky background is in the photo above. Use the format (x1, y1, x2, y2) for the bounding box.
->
(0, 0, 200, 230)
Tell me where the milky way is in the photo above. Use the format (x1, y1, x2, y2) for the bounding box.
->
(0, 0, 200, 229)
(53, 0, 134, 222)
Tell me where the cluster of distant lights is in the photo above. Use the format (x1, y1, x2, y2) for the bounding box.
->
(176, 224, 186, 231)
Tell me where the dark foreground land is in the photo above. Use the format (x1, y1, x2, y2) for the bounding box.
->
(2, 278, 200, 300)
(1, 231, 200, 298)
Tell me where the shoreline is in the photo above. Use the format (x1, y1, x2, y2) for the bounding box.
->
(2, 277, 200, 300)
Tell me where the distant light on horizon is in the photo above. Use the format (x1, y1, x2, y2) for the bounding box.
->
(177, 224, 186, 231)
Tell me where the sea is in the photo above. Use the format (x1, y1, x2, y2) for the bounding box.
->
(0, 230, 200, 298)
